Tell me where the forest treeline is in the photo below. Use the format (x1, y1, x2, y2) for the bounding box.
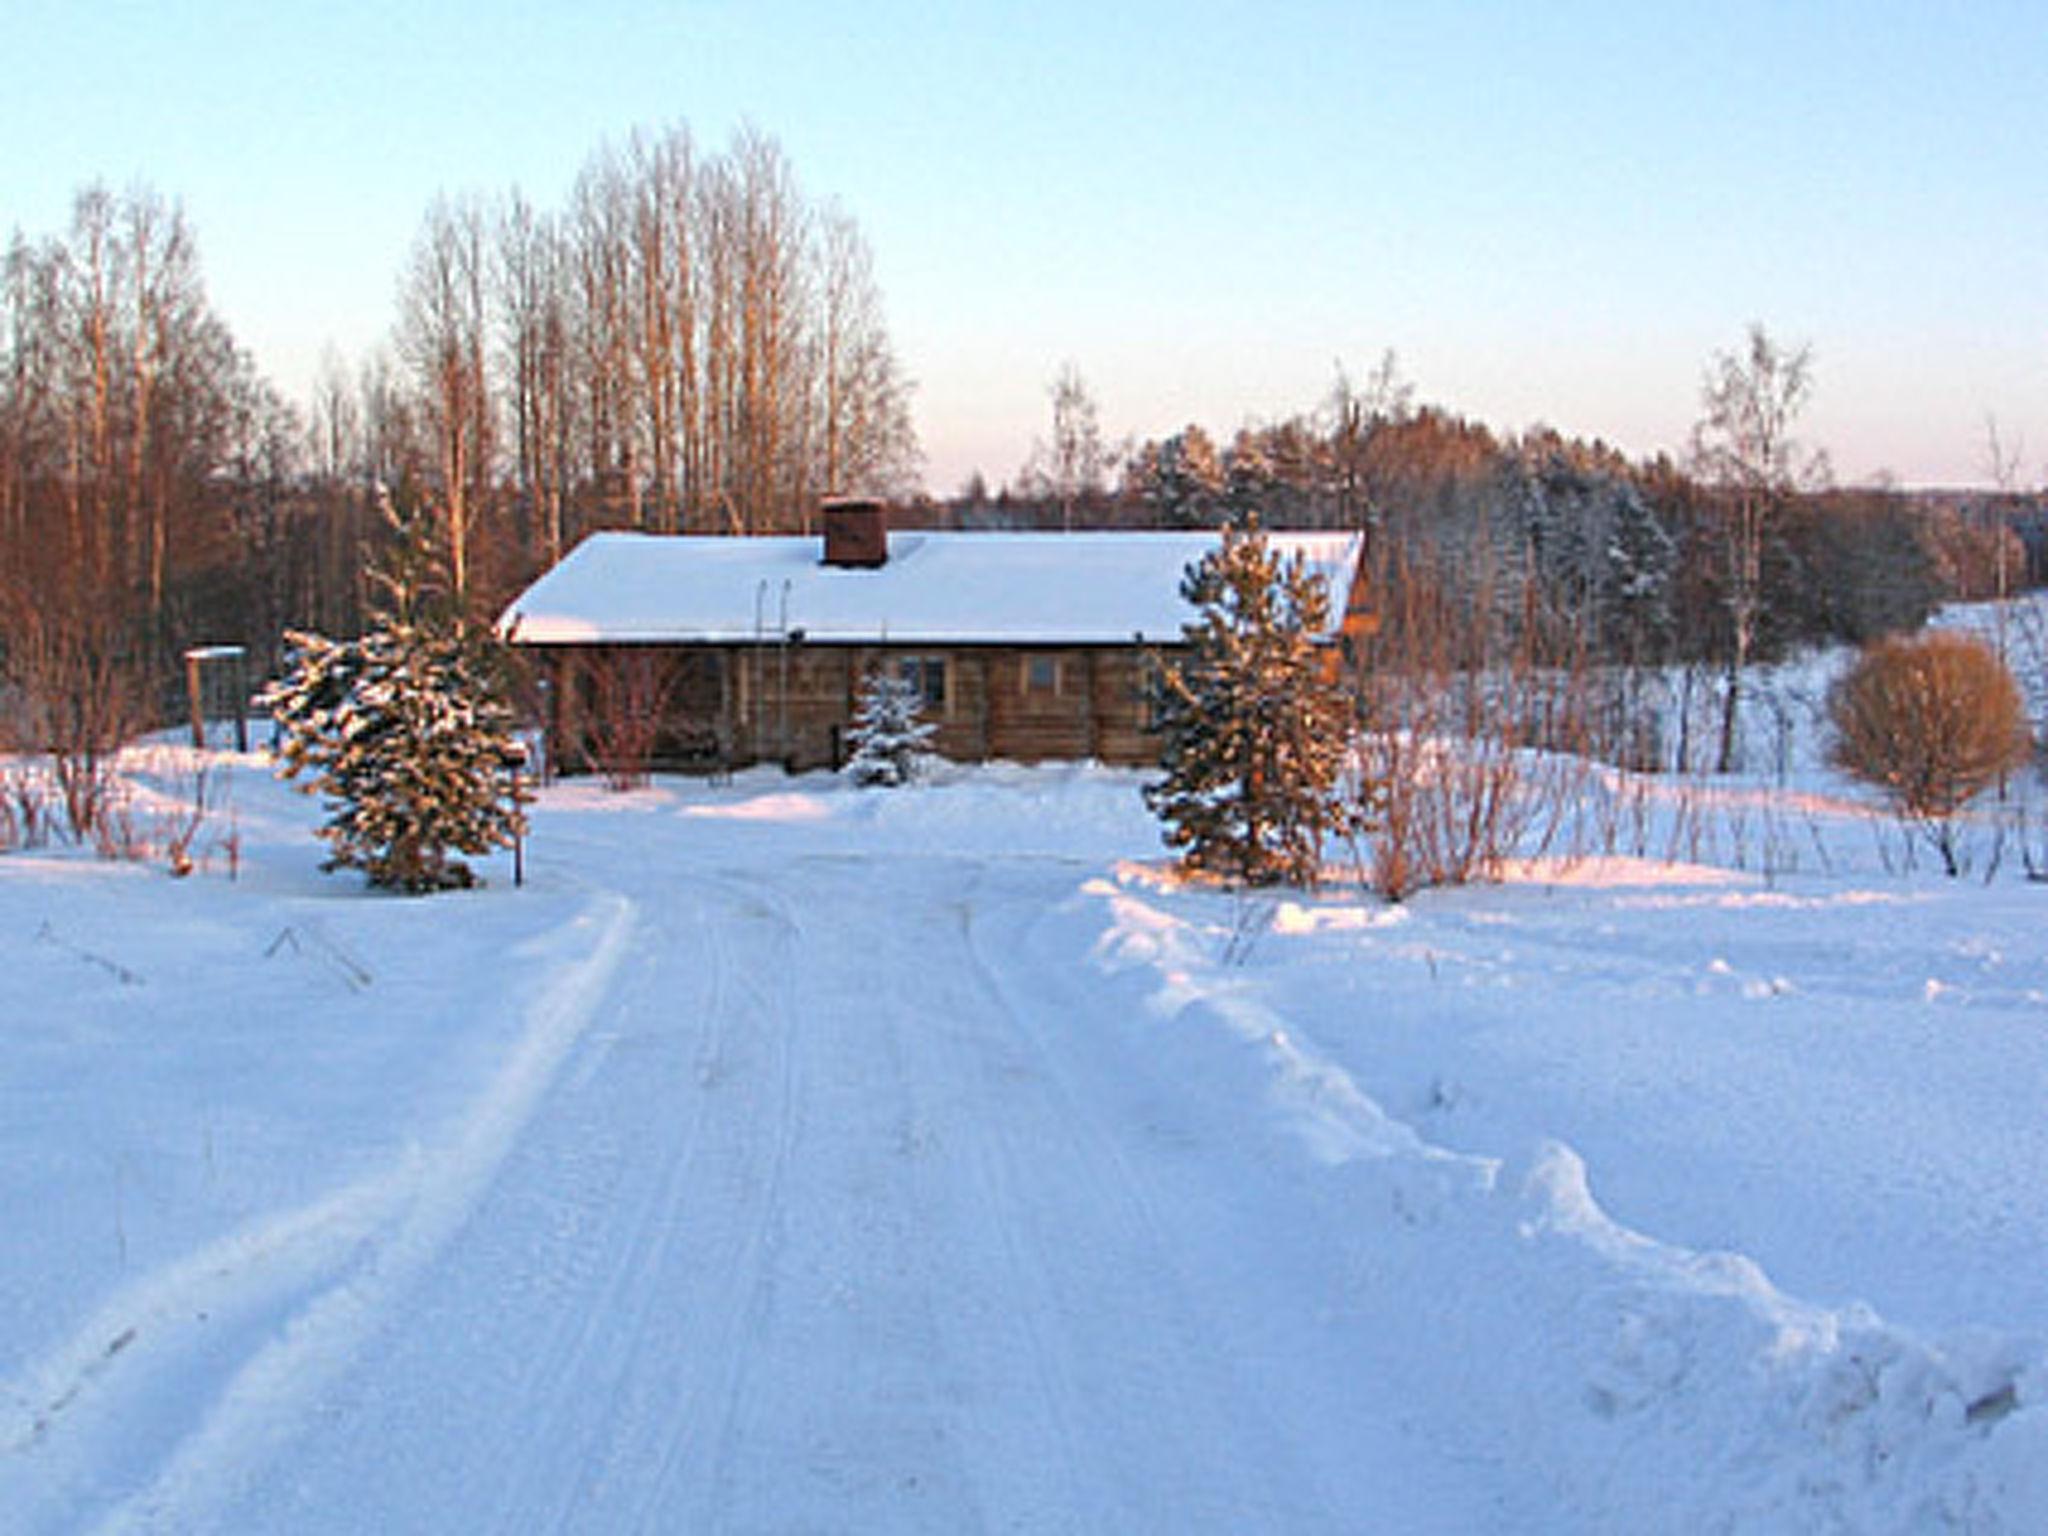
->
(1, 122, 918, 697)
(955, 365, 2038, 675)
(0, 125, 2039, 731)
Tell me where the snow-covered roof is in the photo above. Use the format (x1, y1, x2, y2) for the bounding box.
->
(499, 529, 1363, 646)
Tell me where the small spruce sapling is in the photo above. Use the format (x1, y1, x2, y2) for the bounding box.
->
(264, 504, 527, 893)
(844, 669, 936, 787)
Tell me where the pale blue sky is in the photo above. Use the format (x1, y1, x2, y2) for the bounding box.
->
(7, 1, 2043, 492)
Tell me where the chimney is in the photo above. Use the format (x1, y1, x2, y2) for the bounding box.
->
(821, 497, 887, 568)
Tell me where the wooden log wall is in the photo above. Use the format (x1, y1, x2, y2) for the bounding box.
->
(537, 641, 1171, 773)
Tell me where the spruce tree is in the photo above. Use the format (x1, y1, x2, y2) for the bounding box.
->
(265, 506, 526, 893)
(843, 667, 937, 787)
(1146, 519, 1357, 886)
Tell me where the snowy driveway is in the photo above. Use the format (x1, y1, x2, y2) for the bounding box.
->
(5, 763, 2044, 1532)
(181, 835, 1528, 1532)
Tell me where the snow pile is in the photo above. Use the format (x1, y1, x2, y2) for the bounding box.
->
(1086, 867, 2048, 1531)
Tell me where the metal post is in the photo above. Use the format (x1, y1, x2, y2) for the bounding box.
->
(231, 652, 248, 753)
(503, 743, 529, 888)
(777, 578, 791, 767)
(512, 760, 525, 888)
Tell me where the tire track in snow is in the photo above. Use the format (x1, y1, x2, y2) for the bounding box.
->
(186, 862, 813, 1535)
(385, 867, 811, 1536)
(868, 868, 1106, 1529)
(624, 869, 810, 1533)
(945, 871, 1345, 1529)
(193, 851, 954, 1534)
(0, 890, 639, 1536)
(457, 880, 746, 1533)
(655, 855, 1020, 1530)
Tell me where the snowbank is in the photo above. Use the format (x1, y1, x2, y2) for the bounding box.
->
(1086, 866, 2048, 1532)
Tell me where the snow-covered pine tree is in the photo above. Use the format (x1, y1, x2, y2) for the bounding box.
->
(843, 668, 936, 787)
(1145, 518, 1358, 886)
(264, 505, 527, 893)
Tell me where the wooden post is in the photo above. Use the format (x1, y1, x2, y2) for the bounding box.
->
(183, 644, 248, 751)
(185, 651, 205, 748)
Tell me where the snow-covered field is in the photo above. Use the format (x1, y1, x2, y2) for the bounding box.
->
(3, 724, 2046, 1530)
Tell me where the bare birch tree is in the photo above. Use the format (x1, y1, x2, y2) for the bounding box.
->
(497, 193, 575, 564)
(812, 203, 917, 502)
(397, 195, 495, 606)
(382, 119, 917, 573)
(1690, 323, 1828, 773)
(727, 127, 809, 533)
(1023, 362, 1107, 530)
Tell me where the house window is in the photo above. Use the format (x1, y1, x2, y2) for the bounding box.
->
(897, 655, 948, 713)
(1024, 655, 1060, 695)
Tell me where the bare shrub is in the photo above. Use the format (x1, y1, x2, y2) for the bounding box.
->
(89, 783, 150, 863)
(1, 734, 233, 875)
(1355, 689, 1568, 899)
(160, 757, 224, 877)
(566, 649, 683, 791)
(1352, 549, 1598, 899)
(0, 762, 57, 851)
(1829, 631, 2031, 876)
(0, 594, 146, 842)
(1979, 595, 2048, 881)
(112, 751, 231, 876)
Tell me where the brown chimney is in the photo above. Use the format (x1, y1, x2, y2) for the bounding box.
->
(821, 497, 887, 567)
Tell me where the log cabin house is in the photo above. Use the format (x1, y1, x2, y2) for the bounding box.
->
(499, 499, 1371, 775)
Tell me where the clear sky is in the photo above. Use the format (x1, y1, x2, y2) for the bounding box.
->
(6, 1, 2043, 494)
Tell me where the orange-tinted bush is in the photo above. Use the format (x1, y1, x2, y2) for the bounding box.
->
(1828, 631, 2031, 874)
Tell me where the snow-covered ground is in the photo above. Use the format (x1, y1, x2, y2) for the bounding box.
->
(3, 718, 2046, 1530)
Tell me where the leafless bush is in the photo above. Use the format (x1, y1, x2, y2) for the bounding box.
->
(89, 785, 150, 863)
(566, 649, 682, 791)
(1, 726, 234, 875)
(1969, 595, 2048, 879)
(160, 758, 224, 877)
(133, 752, 232, 877)
(0, 595, 146, 842)
(1351, 551, 1601, 899)
(1829, 631, 2031, 877)
(0, 761, 57, 851)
